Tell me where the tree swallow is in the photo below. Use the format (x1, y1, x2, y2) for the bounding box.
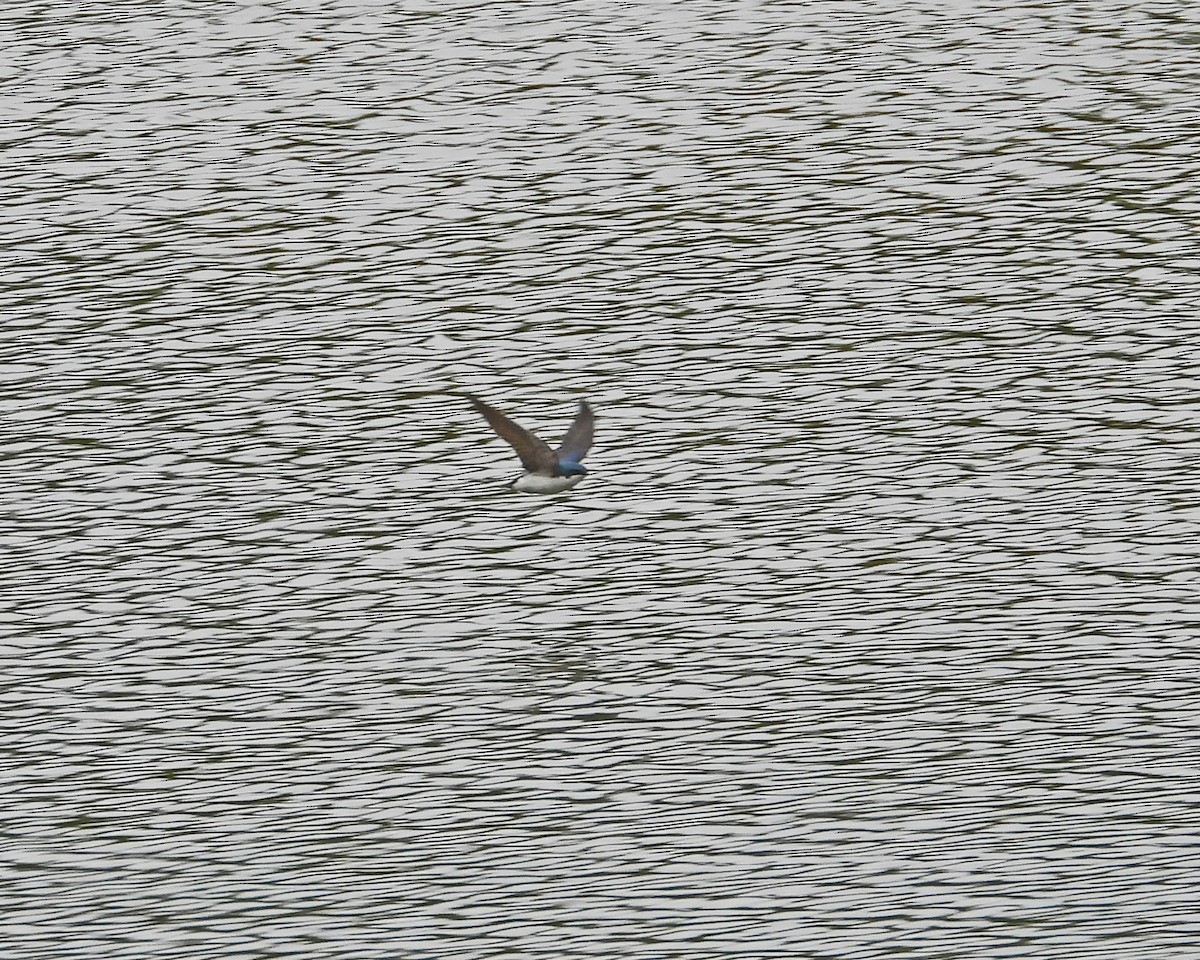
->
(468, 395, 594, 494)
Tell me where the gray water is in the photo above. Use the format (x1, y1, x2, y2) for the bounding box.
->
(4, 1, 1199, 958)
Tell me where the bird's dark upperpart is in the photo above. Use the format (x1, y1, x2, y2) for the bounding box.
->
(557, 462, 588, 477)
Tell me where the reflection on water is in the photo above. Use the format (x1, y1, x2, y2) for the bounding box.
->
(4, 0, 1198, 957)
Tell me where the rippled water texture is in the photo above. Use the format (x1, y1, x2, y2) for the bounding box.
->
(4, 1, 1199, 957)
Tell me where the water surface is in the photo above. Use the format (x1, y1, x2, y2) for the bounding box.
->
(4, 1, 1198, 957)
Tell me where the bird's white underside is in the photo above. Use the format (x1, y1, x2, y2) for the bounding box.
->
(512, 473, 584, 494)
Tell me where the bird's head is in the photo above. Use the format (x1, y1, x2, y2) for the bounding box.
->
(557, 462, 589, 477)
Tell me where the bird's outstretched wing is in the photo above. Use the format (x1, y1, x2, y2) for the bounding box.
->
(555, 400, 594, 465)
(468, 397, 558, 474)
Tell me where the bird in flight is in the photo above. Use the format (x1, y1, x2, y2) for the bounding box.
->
(467, 395, 595, 494)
